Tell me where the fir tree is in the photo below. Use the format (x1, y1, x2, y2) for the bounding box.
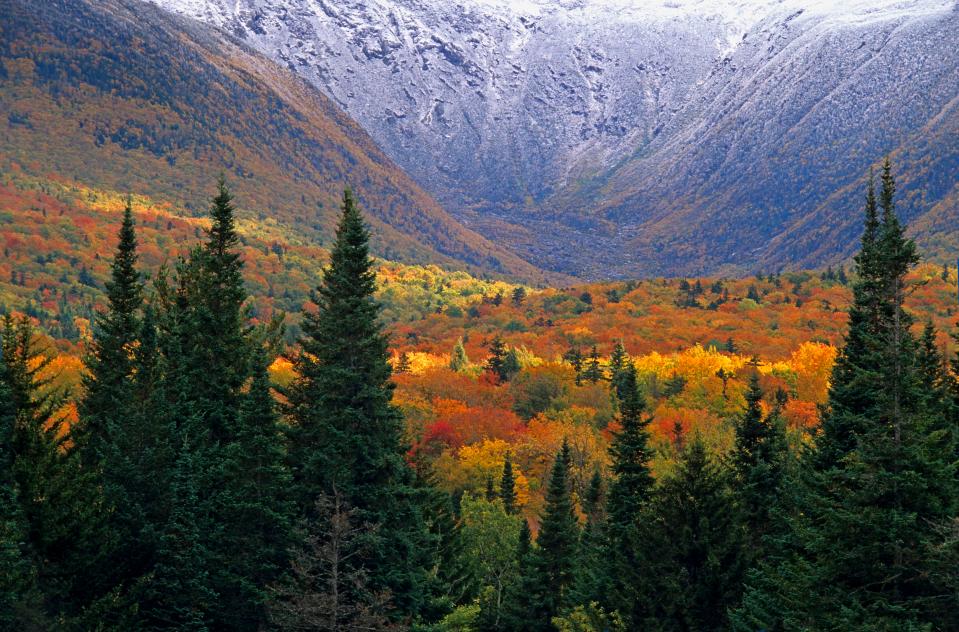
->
(77, 198, 142, 466)
(608, 342, 630, 398)
(604, 363, 655, 624)
(523, 441, 580, 631)
(583, 345, 603, 383)
(210, 348, 295, 630)
(731, 373, 788, 547)
(485, 336, 509, 382)
(450, 337, 470, 372)
(500, 452, 517, 515)
(286, 188, 436, 619)
(733, 162, 959, 631)
(0, 346, 44, 629)
(646, 437, 744, 631)
(570, 467, 608, 610)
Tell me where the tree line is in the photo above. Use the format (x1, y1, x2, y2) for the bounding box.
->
(1, 162, 958, 631)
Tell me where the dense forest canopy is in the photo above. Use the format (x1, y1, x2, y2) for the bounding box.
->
(2, 163, 959, 631)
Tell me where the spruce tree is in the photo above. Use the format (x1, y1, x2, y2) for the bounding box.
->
(500, 519, 534, 631)
(210, 348, 295, 629)
(603, 362, 655, 624)
(485, 336, 509, 382)
(647, 437, 744, 631)
(583, 345, 603, 383)
(523, 441, 580, 631)
(733, 162, 959, 631)
(450, 338, 469, 372)
(77, 198, 142, 466)
(500, 452, 517, 515)
(286, 188, 436, 618)
(187, 176, 250, 443)
(0, 347, 43, 629)
(731, 373, 788, 547)
(570, 467, 608, 610)
(608, 342, 630, 398)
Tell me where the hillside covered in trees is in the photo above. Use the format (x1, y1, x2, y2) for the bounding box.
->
(2, 163, 959, 630)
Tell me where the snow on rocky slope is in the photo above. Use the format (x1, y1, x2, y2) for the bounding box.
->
(148, 0, 959, 277)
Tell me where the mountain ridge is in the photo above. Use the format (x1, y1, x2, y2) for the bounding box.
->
(149, 0, 959, 278)
(0, 0, 559, 283)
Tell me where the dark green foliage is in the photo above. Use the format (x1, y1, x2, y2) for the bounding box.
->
(500, 452, 517, 515)
(0, 344, 44, 630)
(583, 346, 603, 383)
(77, 198, 142, 466)
(286, 188, 437, 619)
(145, 439, 217, 631)
(733, 162, 959, 631)
(1, 317, 104, 621)
(645, 437, 744, 631)
(210, 348, 295, 629)
(603, 362, 656, 625)
(607, 364, 654, 530)
(486, 336, 520, 383)
(520, 441, 580, 631)
(570, 468, 608, 610)
(731, 373, 788, 546)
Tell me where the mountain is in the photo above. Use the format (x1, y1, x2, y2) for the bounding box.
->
(0, 0, 555, 283)
(149, 0, 959, 278)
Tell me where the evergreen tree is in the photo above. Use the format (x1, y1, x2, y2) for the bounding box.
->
(210, 348, 295, 629)
(77, 198, 142, 466)
(500, 452, 517, 515)
(500, 519, 534, 631)
(286, 188, 436, 619)
(485, 336, 509, 382)
(582, 345, 603, 383)
(1, 317, 103, 621)
(186, 177, 250, 443)
(733, 162, 959, 631)
(485, 475, 497, 502)
(570, 467, 608, 610)
(603, 363, 655, 624)
(646, 437, 744, 631)
(608, 342, 630, 397)
(450, 337, 470, 372)
(145, 438, 217, 631)
(0, 346, 44, 630)
(522, 441, 580, 631)
(731, 373, 788, 547)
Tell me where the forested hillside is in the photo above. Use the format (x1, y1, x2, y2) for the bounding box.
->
(2, 164, 958, 630)
(0, 0, 553, 282)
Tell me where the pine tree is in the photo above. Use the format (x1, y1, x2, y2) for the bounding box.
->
(450, 338, 470, 372)
(500, 452, 517, 515)
(210, 348, 295, 629)
(570, 467, 608, 610)
(1, 317, 104, 621)
(187, 176, 250, 443)
(145, 438, 217, 631)
(500, 519, 534, 631)
(733, 162, 959, 631)
(608, 342, 630, 398)
(77, 198, 142, 466)
(485, 475, 497, 502)
(582, 345, 603, 383)
(485, 336, 509, 382)
(731, 373, 788, 547)
(603, 363, 655, 624)
(522, 441, 580, 631)
(286, 188, 436, 619)
(0, 346, 44, 629)
(648, 436, 744, 631)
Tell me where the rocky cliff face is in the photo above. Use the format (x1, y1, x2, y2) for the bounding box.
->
(149, 0, 959, 277)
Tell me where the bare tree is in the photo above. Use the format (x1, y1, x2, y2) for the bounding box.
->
(269, 491, 404, 632)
